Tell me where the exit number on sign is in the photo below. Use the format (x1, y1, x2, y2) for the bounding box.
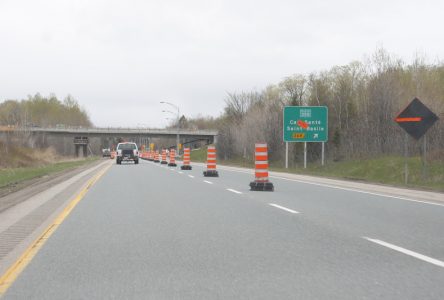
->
(292, 133, 305, 139)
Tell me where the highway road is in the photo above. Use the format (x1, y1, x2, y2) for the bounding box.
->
(1, 159, 444, 299)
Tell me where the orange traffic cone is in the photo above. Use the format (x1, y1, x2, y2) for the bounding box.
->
(168, 149, 177, 166)
(161, 149, 168, 164)
(154, 150, 160, 163)
(181, 147, 192, 170)
(249, 143, 274, 191)
(147, 150, 152, 161)
(203, 145, 218, 177)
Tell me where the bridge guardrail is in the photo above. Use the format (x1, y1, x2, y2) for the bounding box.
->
(0, 126, 218, 136)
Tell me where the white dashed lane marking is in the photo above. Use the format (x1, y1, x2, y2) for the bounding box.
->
(227, 188, 242, 194)
(269, 203, 299, 214)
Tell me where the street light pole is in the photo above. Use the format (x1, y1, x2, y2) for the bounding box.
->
(160, 101, 180, 154)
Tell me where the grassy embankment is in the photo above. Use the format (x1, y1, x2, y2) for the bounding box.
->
(0, 142, 100, 189)
(0, 158, 99, 189)
(191, 146, 444, 192)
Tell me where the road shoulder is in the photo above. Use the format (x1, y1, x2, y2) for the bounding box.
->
(188, 161, 443, 204)
(0, 160, 112, 279)
(0, 158, 107, 212)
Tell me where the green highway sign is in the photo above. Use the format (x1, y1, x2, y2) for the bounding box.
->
(283, 106, 328, 142)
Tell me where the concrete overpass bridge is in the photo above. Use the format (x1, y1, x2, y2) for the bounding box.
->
(0, 127, 218, 157)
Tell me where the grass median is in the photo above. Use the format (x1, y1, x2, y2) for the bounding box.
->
(0, 157, 100, 189)
(271, 156, 444, 192)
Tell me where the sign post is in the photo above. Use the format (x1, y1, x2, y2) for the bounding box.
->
(423, 135, 427, 179)
(404, 132, 408, 185)
(321, 142, 325, 166)
(285, 142, 289, 169)
(395, 98, 439, 184)
(283, 106, 328, 168)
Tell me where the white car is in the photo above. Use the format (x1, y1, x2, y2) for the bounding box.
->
(116, 142, 139, 164)
(102, 148, 111, 157)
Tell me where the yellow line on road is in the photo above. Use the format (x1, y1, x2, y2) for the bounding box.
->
(0, 164, 111, 297)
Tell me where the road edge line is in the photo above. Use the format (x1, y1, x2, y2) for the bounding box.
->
(0, 164, 111, 296)
(192, 163, 444, 208)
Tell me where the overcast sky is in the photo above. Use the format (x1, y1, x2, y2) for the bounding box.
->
(1, 0, 443, 127)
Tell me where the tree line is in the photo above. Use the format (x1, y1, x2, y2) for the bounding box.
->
(0, 93, 92, 128)
(181, 49, 444, 165)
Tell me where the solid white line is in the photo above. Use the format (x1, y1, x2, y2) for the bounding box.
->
(170, 169, 175, 171)
(203, 180, 213, 184)
(178, 171, 183, 174)
(271, 175, 444, 208)
(227, 188, 242, 194)
(188, 175, 195, 178)
(269, 203, 299, 214)
(191, 164, 443, 208)
(363, 237, 444, 268)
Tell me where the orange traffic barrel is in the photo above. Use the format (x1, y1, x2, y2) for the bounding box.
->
(154, 150, 160, 163)
(203, 145, 218, 177)
(168, 149, 177, 167)
(181, 147, 192, 170)
(161, 149, 168, 164)
(249, 143, 274, 191)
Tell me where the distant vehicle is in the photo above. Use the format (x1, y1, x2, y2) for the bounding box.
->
(116, 142, 139, 164)
(102, 148, 111, 157)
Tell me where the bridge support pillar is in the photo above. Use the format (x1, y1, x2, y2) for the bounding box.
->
(74, 136, 89, 158)
(75, 145, 88, 157)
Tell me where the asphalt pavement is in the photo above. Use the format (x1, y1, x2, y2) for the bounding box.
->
(3, 159, 444, 299)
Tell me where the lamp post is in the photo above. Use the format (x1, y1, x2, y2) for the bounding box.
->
(160, 101, 180, 154)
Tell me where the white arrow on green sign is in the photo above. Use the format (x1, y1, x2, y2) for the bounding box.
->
(283, 106, 328, 142)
